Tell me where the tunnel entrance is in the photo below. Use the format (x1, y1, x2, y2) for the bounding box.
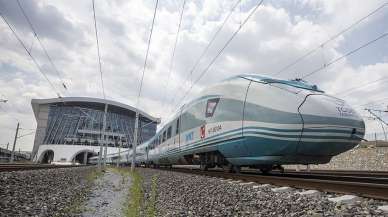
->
(40, 150, 54, 164)
(73, 151, 97, 164)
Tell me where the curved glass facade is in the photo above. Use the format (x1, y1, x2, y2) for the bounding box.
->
(42, 103, 156, 148)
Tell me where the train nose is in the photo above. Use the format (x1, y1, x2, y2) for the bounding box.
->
(297, 94, 365, 158)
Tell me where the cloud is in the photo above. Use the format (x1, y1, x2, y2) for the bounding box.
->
(0, 0, 85, 45)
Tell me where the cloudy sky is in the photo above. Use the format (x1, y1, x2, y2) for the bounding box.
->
(0, 0, 387, 151)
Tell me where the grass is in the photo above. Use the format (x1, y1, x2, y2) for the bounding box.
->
(122, 169, 158, 217)
(123, 170, 144, 217)
(86, 168, 104, 184)
(146, 175, 158, 217)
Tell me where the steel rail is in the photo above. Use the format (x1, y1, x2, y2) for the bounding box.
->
(0, 164, 91, 172)
(157, 167, 388, 200)
(283, 169, 388, 177)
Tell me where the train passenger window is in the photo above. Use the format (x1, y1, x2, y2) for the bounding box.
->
(162, 131, 166, 142)
(176, 118, 180, 135)
(206, 98, 220, 118)
(167, 126, 172, 139)
(158, 135, 161, 145)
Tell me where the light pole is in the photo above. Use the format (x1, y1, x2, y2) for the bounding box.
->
(10, 122, 20, 163)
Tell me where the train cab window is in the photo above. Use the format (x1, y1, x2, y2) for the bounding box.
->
(176, 118, 180, 135)
(206, 98, 220, 118)
(167, 126, 172, 139)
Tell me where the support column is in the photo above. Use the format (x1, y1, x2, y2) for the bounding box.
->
(117, 142, 121, 167)
(83, 152, 88, 165)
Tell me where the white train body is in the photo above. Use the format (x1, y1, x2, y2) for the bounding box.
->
(100, 74, 365, 170)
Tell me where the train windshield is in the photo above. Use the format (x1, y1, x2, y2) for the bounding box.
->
(240, 74, 324, 93)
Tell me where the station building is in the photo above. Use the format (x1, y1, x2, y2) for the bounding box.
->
(31, 97, 160, 164)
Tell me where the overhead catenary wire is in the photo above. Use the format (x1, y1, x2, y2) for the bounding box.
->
(16, 0, 68, 91)
(161, 0, 186, 111)
(302, 32, 388, 79)
(173, 0, 264, 110)
(335, 76, 388, 96)
(92, 0, 105, 99)
(135, 0, 159, 107)
(169, 0, 242, 108)
(273, 2, 388, 76)
(353, 96, 388, 108)
(185, 0, 241, 84)
(0, 12, 62, 98)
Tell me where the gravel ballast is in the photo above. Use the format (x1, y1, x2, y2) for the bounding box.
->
(0, 167, 94, 217)
(138, 168, 388, 216)
(82, 169, 132, 217)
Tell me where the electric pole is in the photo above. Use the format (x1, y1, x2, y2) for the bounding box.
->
(10, 122, 20, 163)
(365, 108, 388, 141)
(131, 111, 139, 172)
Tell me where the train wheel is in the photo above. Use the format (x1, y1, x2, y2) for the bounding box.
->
(200, 163, 208, 171)
(260, 167, 272, 174)
(279, 165, 285, 173)
(223, 163, 233, 173)
(233, 165, 241, 174)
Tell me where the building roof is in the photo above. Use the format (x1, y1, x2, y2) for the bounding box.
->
(31, 97, 160, 123)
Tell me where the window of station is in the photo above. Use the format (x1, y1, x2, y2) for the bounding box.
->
(167, 126, 172, 139)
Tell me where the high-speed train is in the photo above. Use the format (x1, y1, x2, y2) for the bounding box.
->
(105, 74, 365, 173)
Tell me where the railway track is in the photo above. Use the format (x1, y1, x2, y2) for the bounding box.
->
(161, 167, 388, 200)
(0, 163, 90, 172)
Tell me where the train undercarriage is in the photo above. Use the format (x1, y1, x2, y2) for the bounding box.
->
(147, 151, 285, 174)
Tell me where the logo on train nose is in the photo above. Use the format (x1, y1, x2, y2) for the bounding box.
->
(200, 125, 206, 139)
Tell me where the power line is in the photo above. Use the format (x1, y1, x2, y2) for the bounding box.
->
(185, 0, 241, 83)
(354, 96, 388, 108)
(335, 76, 388, 96)
(169, 0, 241, 108)
(136, 0, 159, 107)
(173, 0, 264, 110)
(273, 2, 388, 76)
(0, 12, 62, 98)
(92, 0, 105, 99)
(16, 0, 68, 91)
(161, 0, 186, 111)
(302, 32, 388, 79)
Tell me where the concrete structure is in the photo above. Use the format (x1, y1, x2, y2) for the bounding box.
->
(31, 97, 160, 164)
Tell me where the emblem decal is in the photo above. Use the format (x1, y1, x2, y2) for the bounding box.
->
(200, 125, 206, 139)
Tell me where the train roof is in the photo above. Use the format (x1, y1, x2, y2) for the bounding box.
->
(236, 74, 324, 92)
(157, 74, 323, 130)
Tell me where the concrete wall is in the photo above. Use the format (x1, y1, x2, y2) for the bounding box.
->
(36, 144, 129, 163)
(287, 146, 388, 171)
(31, 104, 49, 161)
